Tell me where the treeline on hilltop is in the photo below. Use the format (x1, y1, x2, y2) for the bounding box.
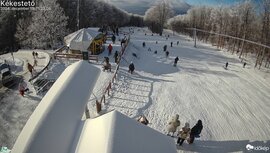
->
(0, 0, 144, 53)
(168, 0, 270, 68)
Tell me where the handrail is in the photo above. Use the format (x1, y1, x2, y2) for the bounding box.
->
(95, 35, 130, 113)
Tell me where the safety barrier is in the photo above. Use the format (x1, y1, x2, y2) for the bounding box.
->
(95, 35, 130, 113)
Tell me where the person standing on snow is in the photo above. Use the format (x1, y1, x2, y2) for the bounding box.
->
(171, 42, 173, 47)
(27, 62, 34, 76)
(114, 51, 119, 63)
(112, 35, 116, 44)
(243, 62, 247, 68)
(32, 51, 35, 59)
(174, 56, 179, 66)
(128, 62, 135, 74)
(177, 41, 179, 45)
(166, 51, 169, 58)
(188, 120, 203, 144)
(177, 122, 191, 146)
(142, 42, 146, 48)
(108, 44, 113, 56)
(163, 45, 167, 51)
(167, 114, 181, 137)
(225, 62, 229, 69)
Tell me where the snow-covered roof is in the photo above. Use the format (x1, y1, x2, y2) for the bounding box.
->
(64, 28, 101, 51)
(73, 110, 177, 153)
(12, 61, 101, 153)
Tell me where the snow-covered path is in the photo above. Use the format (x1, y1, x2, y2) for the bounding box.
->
(105, 28, 270, 152)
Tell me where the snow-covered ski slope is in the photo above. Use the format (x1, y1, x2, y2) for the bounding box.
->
(104, 28, 270, 152)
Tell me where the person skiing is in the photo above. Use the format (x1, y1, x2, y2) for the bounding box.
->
(163, 45, 167, 51)
(174, 56, 179, 66)
(137, 115, 149, 125)
(225, 62, 229, 69)
(166, 51, 169, 58)
(171, 42, 173, 47)
(167, 114, 181, 137)
(114, 51, 119, 63)
(243, 62, 247, 68)
(177, 122, 191, 146)
(112, 35, 116, 44)
(188, 120, 203, 144)
(142, 42, 146, 48)
(128, 62, 135, 74)
(177, 41, 179, 45)
(108, 44, 113, 56)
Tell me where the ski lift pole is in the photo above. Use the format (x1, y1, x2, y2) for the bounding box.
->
(193, 28, 197, 48)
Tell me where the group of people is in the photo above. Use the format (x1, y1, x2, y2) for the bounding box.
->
(225, 61, 247, 69)
(136, 114, 203, 146)
(32, 51, 39, 59)
(167, 114, 203, 146)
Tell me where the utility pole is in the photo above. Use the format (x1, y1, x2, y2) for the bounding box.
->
(194, 28, 197, 48)
(77, 0, 80, 30)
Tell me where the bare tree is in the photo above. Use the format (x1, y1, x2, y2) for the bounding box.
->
(144, 0, 173, 35)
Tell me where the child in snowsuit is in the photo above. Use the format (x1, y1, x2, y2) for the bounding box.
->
(128, 62, 135, 74)
(177, 122, 190, 146)
(18, 81, 29, 97)
(188, 120, 203, 144)
(174, 56, 179, 66)
(102, 57, 111, 72)
(108, 44, 113, 56)
(167, 114, 181, 137)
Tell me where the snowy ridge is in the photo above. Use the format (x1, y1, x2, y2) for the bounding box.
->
(73, 110, 177, 153)
(12, 61, 100, 153)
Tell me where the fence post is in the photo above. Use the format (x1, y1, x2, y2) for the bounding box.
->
(85, 105, 90, 119)
(103, 95, 106, 104)
(96, 100, 101, 113)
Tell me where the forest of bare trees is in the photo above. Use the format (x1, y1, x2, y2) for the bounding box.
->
(0, 0, 144, 52)
(168, 0, 270, 69)
(144, 0, 173, 35)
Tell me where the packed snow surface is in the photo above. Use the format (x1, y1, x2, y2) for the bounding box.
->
(102, 28, 270, 152)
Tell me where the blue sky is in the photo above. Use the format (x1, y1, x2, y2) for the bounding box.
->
(185, 0, 240, 6)
(105, 0, 263, 15)
(186, 0, 262, 7)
